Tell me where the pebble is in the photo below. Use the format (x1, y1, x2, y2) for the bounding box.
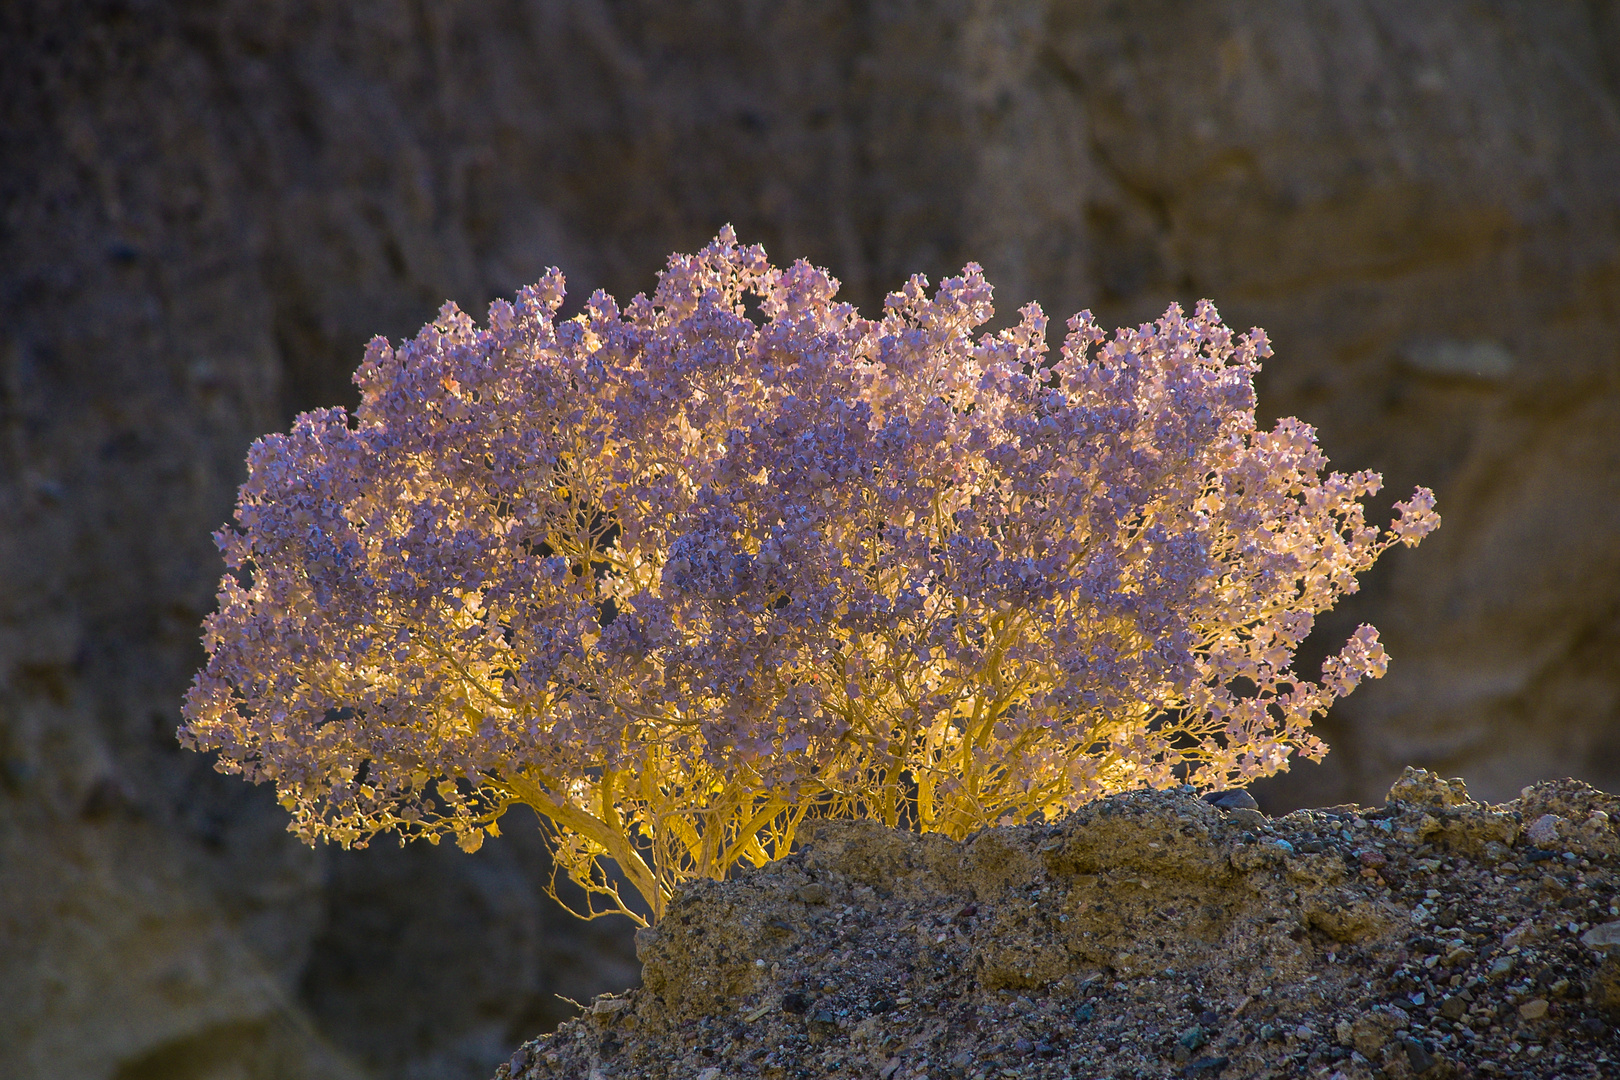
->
(1580, 920, 1620, 948)
(1403, 1037, 1438, 1073)
(1526, 814, 1562, 847)
(1206, 789, 1260, 811)
(795, 882, 829, 904)
(1518, 998, 1549, 1020)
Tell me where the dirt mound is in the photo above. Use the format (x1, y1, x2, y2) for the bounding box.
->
(496, 769, 1620, 1079)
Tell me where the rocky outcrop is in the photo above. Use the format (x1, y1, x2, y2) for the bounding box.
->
(504, 771, 1620, 1079)
(3, 2, 1619, 1077)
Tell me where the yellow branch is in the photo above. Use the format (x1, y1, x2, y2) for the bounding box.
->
(504, 772, 664, 921)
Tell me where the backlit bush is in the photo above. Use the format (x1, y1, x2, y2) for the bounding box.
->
(181, 230, 1437, 923)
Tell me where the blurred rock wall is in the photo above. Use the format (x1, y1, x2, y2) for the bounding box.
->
(2, 1, 1617, 1077)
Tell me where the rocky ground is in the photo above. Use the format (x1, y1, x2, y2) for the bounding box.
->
(494, 769, 1620, 1080)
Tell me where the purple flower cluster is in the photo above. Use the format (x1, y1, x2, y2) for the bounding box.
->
(180, 230, 1438, 922)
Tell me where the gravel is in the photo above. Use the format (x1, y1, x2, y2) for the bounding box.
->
(493, 769, 1620, 1080)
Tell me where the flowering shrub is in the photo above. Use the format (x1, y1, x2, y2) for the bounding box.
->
(181, 229, 1437, 924)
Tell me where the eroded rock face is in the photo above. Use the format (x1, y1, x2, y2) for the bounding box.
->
(507, 771, 1620, 1080)
(3, 2, 1619, 1077)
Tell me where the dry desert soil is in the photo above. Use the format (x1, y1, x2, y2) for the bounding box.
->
(491, 769, 1620, 1080)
